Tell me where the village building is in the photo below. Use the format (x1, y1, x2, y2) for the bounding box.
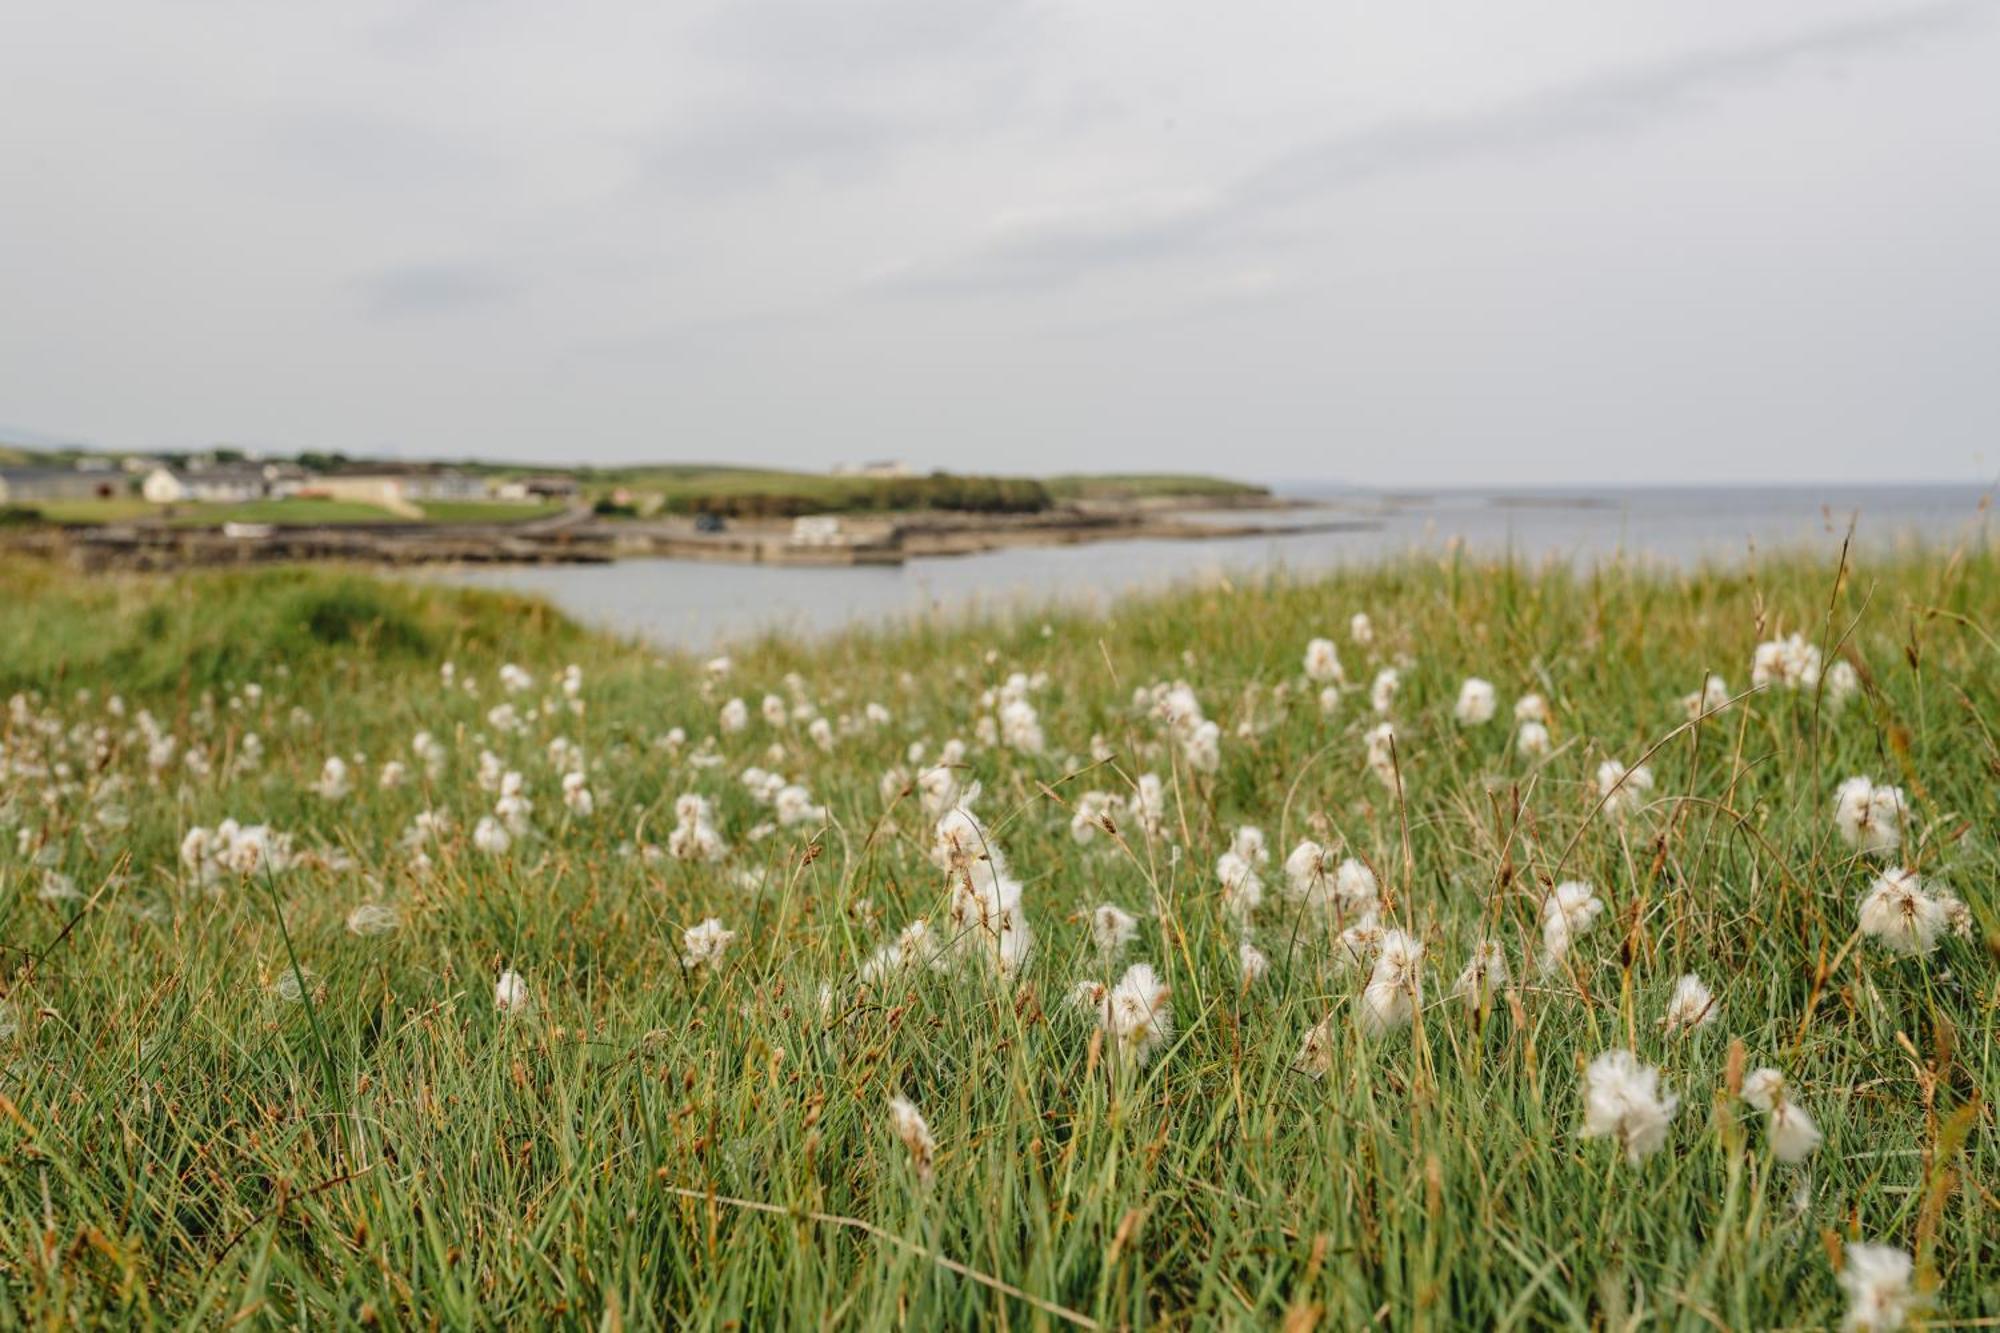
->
(140, 464, 270, 504)
(302, 465, 490, 512)
(0, 466, 125, 504)
(494, 474, 579, 501)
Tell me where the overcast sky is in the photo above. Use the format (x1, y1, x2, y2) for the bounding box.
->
(3, 1, 1996, 485)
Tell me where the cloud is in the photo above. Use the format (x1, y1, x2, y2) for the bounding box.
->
(640, 104, 903, 193)
(886, 1, 1980, 294)
(869, 194, 1224, 294)
(357, 263, 523, 318)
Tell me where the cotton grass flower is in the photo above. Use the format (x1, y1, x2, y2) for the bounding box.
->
(1364, 722, 1402, 794)
(1217, 850, 1265, 921)
(1303, 637, 1343, 684)
(494, 969, 530, 1014)
(1513, 693, 1548, 723)
(1089, 904, 1140, 960)
(719, 697, 748, 733)
(1833, 777, 1907, 856)
(1681, 673, 1730, 720)
(1237, 940, 1269, 987)
(1369, 669, 1399, 714)
(561, 770, 594, 818)
(1182, 719, 1222, 774)
(998, 698, 1045, 754)
(1857, 868, 1968, 957)
(680, 918, 735, 971)
(1594, 759, 1653, 821)
(312, 756, 351, 801)
(1358, 929, 1423, 1036)
(1126, 773, 1167, 840)
(1825, 658, 1861, 709)
(1453, 678, 1497, 726)
(1540, 880, 1603, 972)
(774, 783, 825, 828)
(1282, 842, 1378, 919)
(1739, 1067, 1822, 1164)
(472, 816, 511, 855)
(1069, 790, 1117, 844)
(885, 1094, 937, 1184)
(1661, 972, 1718, 1033)
(1751, 633, 1821, 691)
(668, 793, 728, 862)
(934, 798, 1034, 978)
(1838, 1243, 1919, 1332)
(1516, 721, 1551, 757)
(1075, 963, 1173, 1067)
(1579, 1049, 1679, 1164)
(1349, 612, 1373, 646)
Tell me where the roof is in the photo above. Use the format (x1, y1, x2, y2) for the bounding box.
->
(151, 464, 268, 482)
(1, 465, 102, 482)
(325, 463, 475, 478)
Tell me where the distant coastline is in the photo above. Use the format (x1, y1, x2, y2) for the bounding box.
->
(0, 444, 1317, 571)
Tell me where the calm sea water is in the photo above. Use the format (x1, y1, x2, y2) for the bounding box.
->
(434, 484, 1991, 652)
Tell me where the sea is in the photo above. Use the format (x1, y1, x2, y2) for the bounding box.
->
(433, 483, 1992, 653)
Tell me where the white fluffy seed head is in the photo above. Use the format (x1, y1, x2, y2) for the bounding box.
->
(886, 1094, 936, 1184)
(1838, 1243, 1917, 1333)
(1579, 1049, 1679, 1164)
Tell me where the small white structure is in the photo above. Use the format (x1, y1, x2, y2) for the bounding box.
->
(141, 466, 267, 504)
(790, 514, 848, 546)
(831, 460, 915, 479)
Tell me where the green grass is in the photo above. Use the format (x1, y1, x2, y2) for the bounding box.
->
(525, 465, 1260, 515)
(25, 498, 404, 527)
(416, 500, 565, 524)
(1043, 473, 1270, 502)
(166, 498, 401, 528)
(30, 497, 161, 524)
(0, 543, 1994, 1328)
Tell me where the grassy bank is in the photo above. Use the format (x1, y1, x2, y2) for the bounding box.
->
(0, 543, 1994, 1327)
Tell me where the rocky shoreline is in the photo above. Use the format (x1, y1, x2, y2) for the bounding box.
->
(7, 497, 1370, 572)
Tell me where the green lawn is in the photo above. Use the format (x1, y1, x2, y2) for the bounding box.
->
(28, 497, 161, 524)
(417, 499, 565, 524)
(26, 497, 403, 527)
(165, 498, 400, 527)
(0, 542, 1992, 1327)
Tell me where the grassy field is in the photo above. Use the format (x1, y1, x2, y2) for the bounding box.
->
(0, 542, 1994, 1328)
(29, 497, 168, 524)
(27, 498, 403, 527)
(416, 500, 566, 525)
(490, 465, 1266, 516)
(164, 499, 402, 528)
(1043, 473, 1271, 502)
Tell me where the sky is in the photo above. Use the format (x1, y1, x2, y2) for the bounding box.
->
(2, 0, 1996, 486)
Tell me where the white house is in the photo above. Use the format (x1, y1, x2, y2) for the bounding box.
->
(141, 466, 267, 504)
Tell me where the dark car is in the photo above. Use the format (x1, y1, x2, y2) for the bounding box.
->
(693, 512, 727, 533)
